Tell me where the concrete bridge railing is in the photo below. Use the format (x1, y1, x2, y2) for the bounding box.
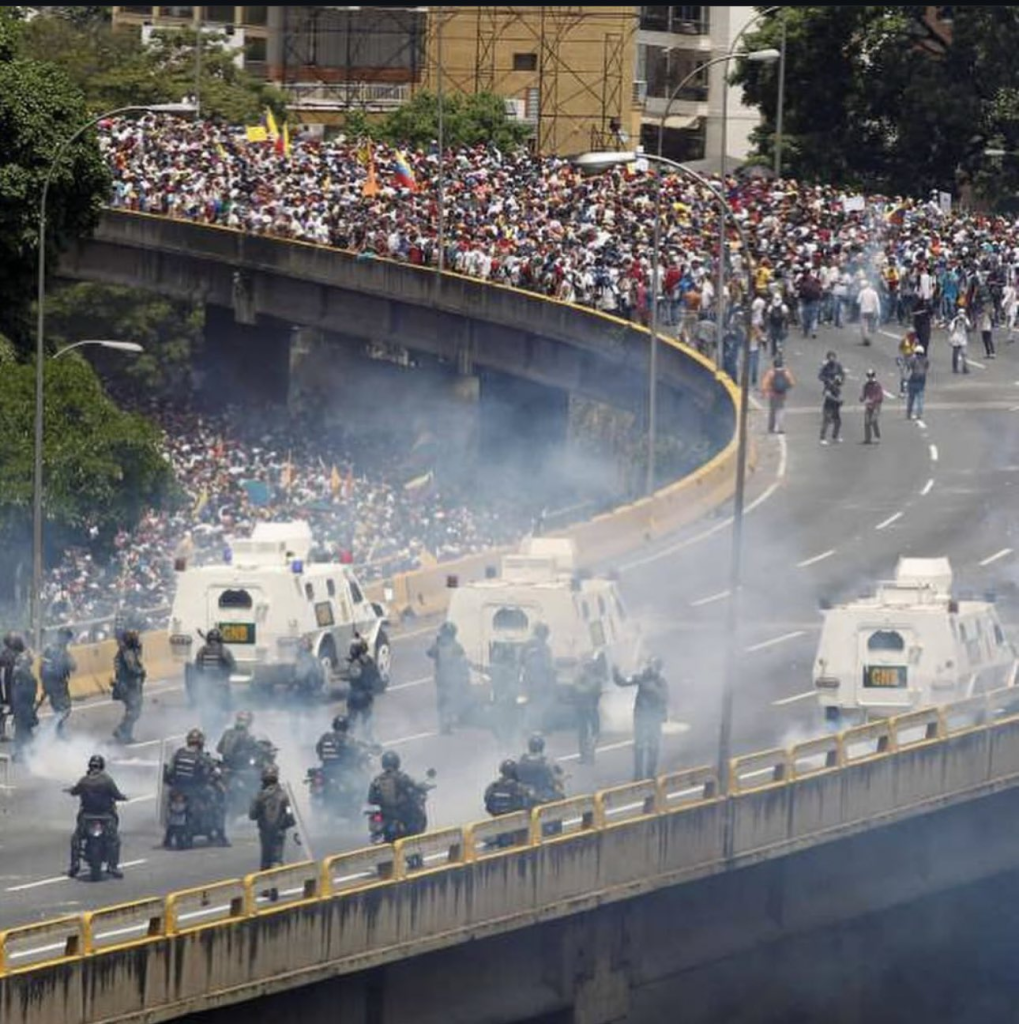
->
(4, 687, 1019, 1023)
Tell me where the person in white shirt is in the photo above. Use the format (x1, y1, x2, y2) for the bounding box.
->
(857, 280, 881, 346)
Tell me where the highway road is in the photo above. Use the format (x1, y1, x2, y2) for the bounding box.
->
(2, 317, 1018, 932)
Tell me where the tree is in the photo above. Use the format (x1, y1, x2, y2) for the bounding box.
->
(733, 6, 1019, 204)
(0, 356, 176, 600)
(0, 16, 110, 349)
(46, 283, 204, 406)
(374, 90, 532, 151)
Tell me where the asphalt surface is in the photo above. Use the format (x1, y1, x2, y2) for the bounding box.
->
(3, 316, 1019, 932)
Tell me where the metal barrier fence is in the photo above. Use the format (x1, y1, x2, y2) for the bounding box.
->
(4, 688, 1019, 976)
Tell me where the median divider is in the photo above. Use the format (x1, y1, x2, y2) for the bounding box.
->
(597, 779, 660, 827)
(83, 897, 166, 954)
(842, 720, 895, 762)
(465, 812, 532, 859)
(0, 915, 84, 974)
(531, 794, 599, 842)
(322, 844, 396, 893)
(165, 878, 247, 934)
(790, 735, 842, 777)
(395, 826, 466, 878)
(658, 766, 717, 809)
(730, 748, 790, 793)
(892, 707, 943, 748)
(246, 860, 321, 914)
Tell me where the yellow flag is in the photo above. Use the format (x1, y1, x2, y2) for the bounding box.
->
(330, 464, 341, 496)
(265, 106, 280, 142)
(193, 488, 209, 516)
(245, 125, 268, 143)
(283, 121, 291, 157)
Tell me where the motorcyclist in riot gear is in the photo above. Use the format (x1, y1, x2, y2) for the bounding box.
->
(41, 627, 76, 738)
(67, 754, 128, 878)
(112, 630, 146, 744)
(427, 621, 470, 734)
(216, 710, 259, 770)
(9, 635, 39, 762)
(614, 655, 669, 781)
(515, 733, 566, 803)
(367, 751, 430, 841)
(249, 764, 297, 871)
(346, 633, 379, 741)
(163, 728, 229, 847)
(484, 759, 536, 817)
(192, 628, 235, 726)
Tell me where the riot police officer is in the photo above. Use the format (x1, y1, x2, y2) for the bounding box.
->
(9, 636, 39, 762)
(249, 764, 296, 871)
(41, 627, 76, 738)
(484, 759, 536, 817)
(515, 734, 565, 804)
(367, 751, 430, 842)
(614, 656, 669, 781)
(163, 728, 229, 847)
(572, 651, 606, 765)
(0, 631, 18, 741)
(521, 623, 556, 731)
(316, 715, 371, 778)
(67, 754, 127, 878)
(216, 710, 259, 771)
(427, 621, 470, 734)
(192, 628, 235, 726)
(346, 634, 379, 742)
(112, 630, 146, 744)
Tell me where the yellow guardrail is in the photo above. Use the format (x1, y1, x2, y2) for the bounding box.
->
(5, 687, 1019, 977)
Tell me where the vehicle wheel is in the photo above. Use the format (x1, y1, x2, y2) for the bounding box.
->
(374, 631, 391, 689)
(89, 856, 103, 883)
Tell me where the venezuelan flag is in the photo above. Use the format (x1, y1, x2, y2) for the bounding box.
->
(393, 150, 417, 191)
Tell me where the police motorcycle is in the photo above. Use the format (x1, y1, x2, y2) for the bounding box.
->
(162, 731, 229, 850)
(223, 737, 278, 819)
(73, 816, 116, 882)
(305, 744, 380, 827)
(365, 767, 437, 850)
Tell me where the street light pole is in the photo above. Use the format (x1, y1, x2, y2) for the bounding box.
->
(436, 4, 446, 276)
(33, 103, 192, 655)
(774, 9, 788, 177)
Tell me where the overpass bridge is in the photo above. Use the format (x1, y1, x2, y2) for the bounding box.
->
(3, 692, 1019, 1024)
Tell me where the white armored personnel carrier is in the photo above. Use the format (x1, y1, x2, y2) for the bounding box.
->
(814, 557, 1017, 725)
(168, 521, 390, 693)
(444, 537, 641, 730)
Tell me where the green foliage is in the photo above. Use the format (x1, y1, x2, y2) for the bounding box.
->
(0, 52, 109, 349)
(375, 90, 531, 151)
(47, 283, 204, 405)
(733, 6, 1019, 206)
(0, 356, 174, 579)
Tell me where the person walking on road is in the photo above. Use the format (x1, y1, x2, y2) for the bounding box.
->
(112, 631, 146, 744)
(761, 355, 795, 434)
(858, 279, 881, 346)
(613, 657, 669, 781)
(41, 627, 76, 739)
(949, 309, 970, 374)
(249, 765, 296, 872)
(819, 376, 844, 445)
(860, 369, 884, 445)
(906, 345, 930, 422)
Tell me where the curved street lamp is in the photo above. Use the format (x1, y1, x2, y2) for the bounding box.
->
(32, 101, 193, 653)
(54, 339, 145, 359)
(573, 147, 758, 835)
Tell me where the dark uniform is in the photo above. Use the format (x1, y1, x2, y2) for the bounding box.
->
(0, 633, 17, 741)
(249, 772, 296, 871)
(427, 623, 470, 734)
(112, 632, 146, 743)
(346, 636, 379, 742)
(516, 737, 566, 804)
(68, 761, 127, 877)
(484, 761, 536, 817)
(10, 645, 39, 761)
(193, 632, 235, 726)
(41, 629, 76, 737)
(368, 755, 428, 840)
(164, 733, 229, 846)
(521, 624, 556, 731)
(316, 723, 370, 780)
(572, 653, 605, 764)
(614, 658, 669, 781)
(216, 719, 259, 771)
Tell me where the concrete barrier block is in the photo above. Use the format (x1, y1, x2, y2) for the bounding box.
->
(323, 845, 397, 892)
(791, 735, 843, 776)
(658, 765, 717, 808)
(397, 826, 466, 879)
(466, 813, 532, 860)
(165, 878, 247, 935)
(788, 772, 845, 840)
(246, 860, 320, 915)
(532, 795, 599, 843)
(731, 785, 792, 856)
(84, 897, 165, 954)
(599, 779, 659, 826)
(465, 849, 539, 927)
(0, 916, 84, 975)
(596, 816, 664, 889)
(657, 802, 725, 874)
(81, 942, 171, 1021)
(731, 748, 791, 793)
(532, 830, 602, 906)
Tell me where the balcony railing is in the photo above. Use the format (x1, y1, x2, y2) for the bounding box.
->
(284, 81, 411, 113)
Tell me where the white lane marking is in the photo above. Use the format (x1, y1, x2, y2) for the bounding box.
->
(1009, 405, 1019, 412)
(875, 511, 903, 531)
(979, 548, 1013, 567)
(772, 690, 818, 707)
(558, 739, 635, 763)
(618, 431, 788, 574)
(125, 794, 156, 804)
(4, 859, 146, 893)
(744, 630, 806, 653)
(38, 680, 181, 718)
(921, 478, 934, 496)
(916, 419, 927, 430)
(797, 549, 836, 568)
(929, 444, 939, 462)
(387, 730, 438, 745)
(388, 676, 430, 692)
(968, 358, 987, 370)
(883, 389, 897, 400)
(690, 590, 730, 608)
(392, 625, 439, 643)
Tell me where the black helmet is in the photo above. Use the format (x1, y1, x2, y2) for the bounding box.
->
(332, 715, 349, 733)
(9, 634, 25, 653)
(235, 710, 253, 728)
(500, 758, 518, 779)
(381, 750, 400, 771)
(207, 628, 223, 644)
(866, 368, 877, 379)
(88, 754, 105, 773)
(58, 627, 74, 644)
(261, 765, 279, 785)
(527, 733, 545, 755)
(186, 727, 205, 749)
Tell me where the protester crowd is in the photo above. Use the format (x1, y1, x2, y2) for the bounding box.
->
(34, 113, 1019, 633)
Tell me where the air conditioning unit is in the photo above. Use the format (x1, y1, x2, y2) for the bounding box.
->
(632, 80, 648, 105)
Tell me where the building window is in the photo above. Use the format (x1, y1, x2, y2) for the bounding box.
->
(158, 6, 194, 17)
(206, 6, 235, 23)
(244, 36, 267, 62)
(243, 5, 267, 26)
(513, 52, 538, 72)
(639, 6, 709, 35)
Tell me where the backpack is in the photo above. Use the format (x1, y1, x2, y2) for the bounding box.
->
(768, 303, 786, 329)
(771, 368, 790, 394)
(485, 781, 518, 817)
